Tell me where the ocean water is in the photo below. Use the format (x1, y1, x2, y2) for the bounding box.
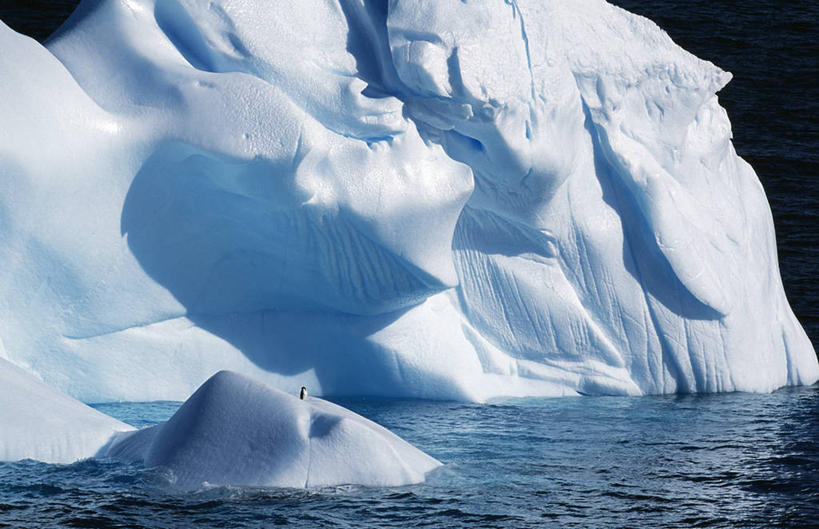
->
(1, 1, 818, 528)
(0, 388, 817, 528)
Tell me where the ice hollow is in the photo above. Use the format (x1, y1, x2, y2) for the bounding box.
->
(0, 0, 816, 402)
(100, 371, 441, 488)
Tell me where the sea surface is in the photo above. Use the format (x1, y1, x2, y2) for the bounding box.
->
(0, 388, 817, 529)
(0, 1, 817, 528)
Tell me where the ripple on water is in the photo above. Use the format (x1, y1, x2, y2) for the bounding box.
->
(4, 388, 816, 528)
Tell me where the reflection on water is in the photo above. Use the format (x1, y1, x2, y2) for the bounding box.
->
(1, 386, 817, 528)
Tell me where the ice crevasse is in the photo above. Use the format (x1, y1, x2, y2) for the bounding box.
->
(0, 0, 816, 403)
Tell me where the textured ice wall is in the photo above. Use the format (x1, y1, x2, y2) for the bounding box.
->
(0, 0, 816, 401)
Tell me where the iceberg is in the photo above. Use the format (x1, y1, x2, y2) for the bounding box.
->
(0, 358, 133, 463)
(0, 0, 816, 402)
(0, 365, 439, 489)
(101, 370, 441, 488)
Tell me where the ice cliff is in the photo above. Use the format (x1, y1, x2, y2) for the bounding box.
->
(0, 0, 816, 402)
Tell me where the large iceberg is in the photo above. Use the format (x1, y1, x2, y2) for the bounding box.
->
(0, 0, 816, 402)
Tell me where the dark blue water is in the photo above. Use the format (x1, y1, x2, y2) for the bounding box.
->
(1, 1, 817, 528)
(1, 388, 818, 528)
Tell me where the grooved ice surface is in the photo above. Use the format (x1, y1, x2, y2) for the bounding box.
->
(101, 371, 441, 488)
(0, 0, 816, 402)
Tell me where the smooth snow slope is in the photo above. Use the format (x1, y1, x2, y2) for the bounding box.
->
(0, 359, 133, 463)
(102, 371, 441, 488)
(0, 0, 816, 402)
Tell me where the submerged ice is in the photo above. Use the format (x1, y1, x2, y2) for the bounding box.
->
(0, 0, 816, 402)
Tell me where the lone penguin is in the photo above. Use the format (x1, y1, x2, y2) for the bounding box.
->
(299, 386, 307, 400)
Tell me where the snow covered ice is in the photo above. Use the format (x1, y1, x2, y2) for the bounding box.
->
(0, 358, 133, 464)
(100, 371, 442, 488)
(0, 0, 817, 403)
(0, 366, 440, 488)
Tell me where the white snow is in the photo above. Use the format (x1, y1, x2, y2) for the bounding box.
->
(0, 0, 816, 402)
(0, 359, 133, 464)
(0, 364, 439, 488)
(101, 371, 441, 488)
